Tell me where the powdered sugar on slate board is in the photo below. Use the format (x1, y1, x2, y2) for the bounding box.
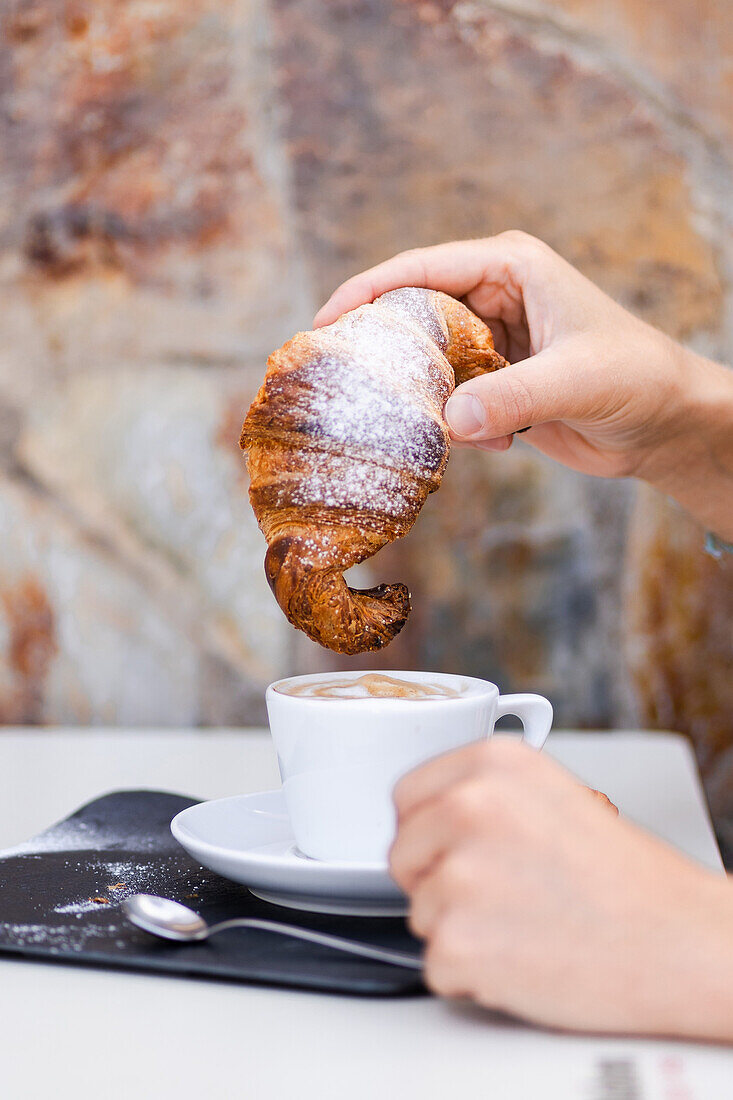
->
(2, 817, 112, 856)
(1, 920, 124, 951)
(53, 898, 107, 915)
(0, 791, 206, 950)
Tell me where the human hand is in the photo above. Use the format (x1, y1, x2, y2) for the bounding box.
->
(315, 234, 733, 536)
(389, 739, 733, 1039)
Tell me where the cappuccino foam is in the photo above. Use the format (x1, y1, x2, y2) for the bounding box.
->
(275, 673, 463, 700)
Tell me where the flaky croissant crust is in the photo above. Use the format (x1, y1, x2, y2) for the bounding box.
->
(241, 288, 507, 654)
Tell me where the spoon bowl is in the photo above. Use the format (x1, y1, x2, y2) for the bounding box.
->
(122, 895, 209, 941)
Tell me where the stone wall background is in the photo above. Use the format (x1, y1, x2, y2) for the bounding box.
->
(0, 2, 730, 810)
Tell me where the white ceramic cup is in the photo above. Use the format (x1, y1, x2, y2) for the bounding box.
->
(266, 670, 553, 864)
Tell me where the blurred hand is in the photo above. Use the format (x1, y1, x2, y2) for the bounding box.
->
(315, 233, 733, 538)
(389, 739, 733, 1039)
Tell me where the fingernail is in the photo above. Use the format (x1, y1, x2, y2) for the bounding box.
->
(474, 435, 513, 452)
(445, 393, 486, 437)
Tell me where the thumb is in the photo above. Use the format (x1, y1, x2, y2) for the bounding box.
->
(444, 348, 575, 440)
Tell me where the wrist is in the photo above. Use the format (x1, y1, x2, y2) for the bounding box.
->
(649, 872, 733, 1042)
(640, 346, 733, 540)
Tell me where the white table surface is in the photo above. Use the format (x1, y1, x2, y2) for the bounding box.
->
(0, 728, 730, 1099)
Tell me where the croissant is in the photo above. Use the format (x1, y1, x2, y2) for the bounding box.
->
(240, 288, 507, 654)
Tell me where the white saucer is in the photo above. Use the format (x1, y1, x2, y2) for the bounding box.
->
(171, 790, 407, 917)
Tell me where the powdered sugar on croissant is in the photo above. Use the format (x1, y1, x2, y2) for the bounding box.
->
(240, 288, 507, 654)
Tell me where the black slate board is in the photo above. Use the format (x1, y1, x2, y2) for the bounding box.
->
(0, 790, 424, 997)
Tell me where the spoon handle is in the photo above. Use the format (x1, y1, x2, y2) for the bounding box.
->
(207, 917, 423, 970)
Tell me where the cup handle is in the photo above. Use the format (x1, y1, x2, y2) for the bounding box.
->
(494, 694, 553, 750)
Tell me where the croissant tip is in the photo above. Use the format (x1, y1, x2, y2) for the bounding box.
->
(331, 580, 411, 655)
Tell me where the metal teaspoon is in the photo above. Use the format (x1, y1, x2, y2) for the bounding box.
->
(122, 894, 422, 970)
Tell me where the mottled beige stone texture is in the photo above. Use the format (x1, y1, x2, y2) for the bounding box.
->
(514, 0, 733, 150)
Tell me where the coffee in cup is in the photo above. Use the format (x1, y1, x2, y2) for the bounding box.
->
(274, 672, 463, 700)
